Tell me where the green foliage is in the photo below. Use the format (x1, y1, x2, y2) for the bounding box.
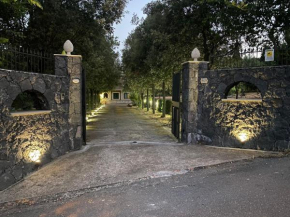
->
(227, 82, 260, 99)
(123, 0, 290, 97)
(165, 100, 172, 115)
(158, 99, 163, 112)
(27, 0, 43, 9)
(122, 0, 253, 96)
(129, 92, 139, 106)
(11, 92, 35, 111)
(0, 37, 9, 44)
(1, 0, 128, 93)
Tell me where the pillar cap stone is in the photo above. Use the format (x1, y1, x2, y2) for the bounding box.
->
(54, 54, 82, 58)
(191, 48, 201, 61)
(63, 40, 74, 55)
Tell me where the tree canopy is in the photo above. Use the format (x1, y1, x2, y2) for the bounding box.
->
(122, 0, 290, 95)
(0, 0, 128, 93)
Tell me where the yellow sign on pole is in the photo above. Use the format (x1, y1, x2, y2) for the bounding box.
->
(265, 49, 274, 61)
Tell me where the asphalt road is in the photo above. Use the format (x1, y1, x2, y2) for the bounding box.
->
(1, 157, 290, 217)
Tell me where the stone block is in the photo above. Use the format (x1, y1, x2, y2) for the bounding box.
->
(0, 77, 10, 89)
(12, 165, 23, 180)
(33, 78, 46, 93)
(55, 56, 68, 76)
(275, 140, 290, 151)
(10, 71, 25, 83)
(0, 172, 16, 191)
(217, 83, 227, 94)
(272, 99, 283, 108)
(7, 83, 21, 100)
(20, 78, 32, 91)
(0, 160, 11, 174)
(275, 129, 289, 140)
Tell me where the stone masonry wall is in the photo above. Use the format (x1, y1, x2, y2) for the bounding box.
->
(182, 63, 290, 151)
(0, 69, 70, 190)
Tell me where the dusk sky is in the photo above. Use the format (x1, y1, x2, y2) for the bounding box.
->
(114, 0, 154, 55)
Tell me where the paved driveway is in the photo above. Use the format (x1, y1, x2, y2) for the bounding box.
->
(86, 104, 176, 144)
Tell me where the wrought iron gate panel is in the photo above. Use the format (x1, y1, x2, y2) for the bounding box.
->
(82, 68, 86, 144)
(172, 71, 181, 139)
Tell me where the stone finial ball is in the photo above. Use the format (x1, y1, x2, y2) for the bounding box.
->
(63, 40, 74, 55)
(191, 48, 200, 61)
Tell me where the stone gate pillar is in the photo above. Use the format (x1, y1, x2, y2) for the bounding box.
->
(181, 61, 208, 143)
(54, 54, 84, 150)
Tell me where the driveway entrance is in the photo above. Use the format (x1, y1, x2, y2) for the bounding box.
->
(86, 104, 176, 144)
(0, 104, 276, 204)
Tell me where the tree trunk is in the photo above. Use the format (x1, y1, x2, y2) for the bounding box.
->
(147, 89, 149, 111)
(161, 81, 166, 118)
(152, 84, 155, 114)
(90, 89, 94, 110)
(92, 90, 96, 109)
(141, 92, 144, 109)
(96, 91, 100, 106)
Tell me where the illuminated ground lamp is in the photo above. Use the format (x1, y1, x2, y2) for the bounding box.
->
(232, 129, 253, 143)
(28, 149, 41, 163)
(238, 132, 248, 143)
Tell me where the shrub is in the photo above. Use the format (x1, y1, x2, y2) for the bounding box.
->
(129, 92, 139, 106)
(165, 100, 172, 114)
(158, 99, 163, 112)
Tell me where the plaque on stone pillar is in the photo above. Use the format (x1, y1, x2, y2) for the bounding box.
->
(201, 78, 208, 84)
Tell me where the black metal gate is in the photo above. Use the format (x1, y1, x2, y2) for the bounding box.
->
(172, 71, 181, 140)
(82, 68, 86, 144)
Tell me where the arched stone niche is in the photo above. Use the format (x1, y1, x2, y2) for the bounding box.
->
(224, 81, 262, 100)
(10, 90, 51, 116)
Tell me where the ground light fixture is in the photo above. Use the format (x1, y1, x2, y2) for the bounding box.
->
(238, 132, 248, 143)
(29, 149, 41, 163)
(86, 105, 105, 122)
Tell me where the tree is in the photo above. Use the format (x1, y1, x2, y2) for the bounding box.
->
(123, 0, 258, 116)
(1, 0, 128, 110)
(0, 0, 43, 44)
(244, 0, 290, 48)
